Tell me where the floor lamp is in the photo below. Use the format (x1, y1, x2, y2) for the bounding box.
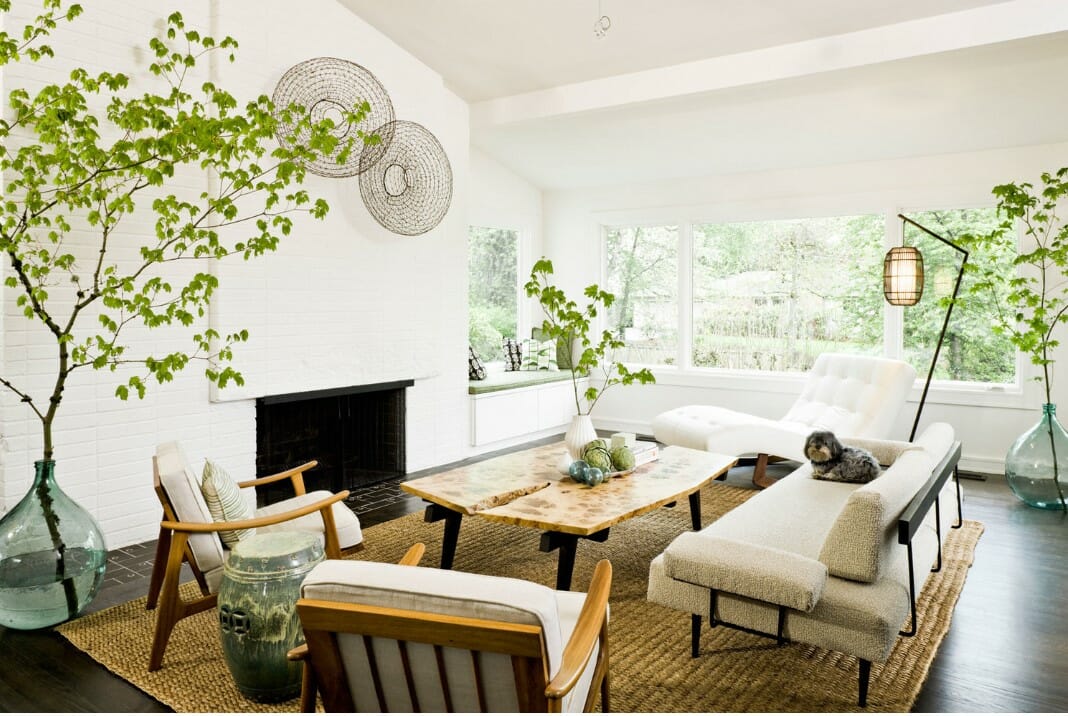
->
(883, 214, 969, 441)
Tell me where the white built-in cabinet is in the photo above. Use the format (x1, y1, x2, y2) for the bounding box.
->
(469, 378, 587, 446)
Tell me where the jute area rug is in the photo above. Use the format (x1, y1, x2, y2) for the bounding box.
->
(57, 479, 983, 713)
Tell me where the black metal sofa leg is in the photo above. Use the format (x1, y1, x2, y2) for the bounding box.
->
(858, 658, 871, 707)
(691, 614, 701, 657)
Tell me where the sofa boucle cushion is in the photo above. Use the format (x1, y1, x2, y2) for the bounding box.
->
(664, 534, 828, 611)
(817, 449, 935, 583)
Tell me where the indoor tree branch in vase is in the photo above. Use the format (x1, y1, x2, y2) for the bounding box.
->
(960, 168, 1068, 511)
(0, 6, 375, 629)
(524, 258, 655, 485)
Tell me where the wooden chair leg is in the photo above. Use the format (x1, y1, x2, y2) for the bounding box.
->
(149, 531, 189, 671)
(299, 660, 317, 713)
(145, 525, 171, 610)
(148, 531, 217, 671)
(752, 453, 779, 489)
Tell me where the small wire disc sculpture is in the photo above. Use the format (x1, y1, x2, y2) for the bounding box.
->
(272, 57, 395, 178)
(359, 120, 453, 236)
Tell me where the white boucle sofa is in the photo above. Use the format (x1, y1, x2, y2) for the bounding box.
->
(647, 422, 962, 707)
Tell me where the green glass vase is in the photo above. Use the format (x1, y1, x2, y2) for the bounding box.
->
(0, 460, 108, 629)
(1005, 404, 1068, 511)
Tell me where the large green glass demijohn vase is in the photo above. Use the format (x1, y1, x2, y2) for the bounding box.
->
(0, 460, 108, 629)
(1005, 404, 1068, 511)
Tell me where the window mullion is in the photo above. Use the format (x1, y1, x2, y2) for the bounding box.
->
(884, 209, 905, 359)
(678, 222, 694, 370)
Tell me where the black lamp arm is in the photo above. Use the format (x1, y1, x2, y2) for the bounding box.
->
(897, 214, 969, 441)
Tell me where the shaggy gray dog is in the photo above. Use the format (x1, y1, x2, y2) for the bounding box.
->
(804, 430, 881, 484)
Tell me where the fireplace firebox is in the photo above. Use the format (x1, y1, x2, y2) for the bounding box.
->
(254, 380, 412, 506)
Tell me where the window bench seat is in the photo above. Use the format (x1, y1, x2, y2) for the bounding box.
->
(468, 371, 586, 446)
(468, 369, 574, 395)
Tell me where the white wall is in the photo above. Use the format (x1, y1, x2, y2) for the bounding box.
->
(542, 142, 1068, 474)
(469, 147, 545, 346)
(0, 0, 471, 547)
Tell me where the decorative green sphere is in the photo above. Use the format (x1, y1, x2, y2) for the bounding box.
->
(610, 446, 636, 471)
(568, 460, 589, 480)
(582, 443, 613, 471)
(586, 467, 604, 486)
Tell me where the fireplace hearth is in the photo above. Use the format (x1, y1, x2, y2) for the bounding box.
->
(254, 380, 412, 506)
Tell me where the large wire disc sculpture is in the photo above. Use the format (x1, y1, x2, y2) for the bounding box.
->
(359, 120, 453, 236)
(272, 57, 395, 178)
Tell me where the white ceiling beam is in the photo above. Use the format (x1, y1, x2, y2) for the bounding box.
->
(471, 0, 1068, 128)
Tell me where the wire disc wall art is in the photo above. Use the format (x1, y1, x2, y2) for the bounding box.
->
(358, 120, 453, 236)
(272, 57, 395, 178)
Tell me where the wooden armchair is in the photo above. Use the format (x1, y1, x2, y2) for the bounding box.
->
(288, 545, 612, 713)
(146, 441, 364, 671)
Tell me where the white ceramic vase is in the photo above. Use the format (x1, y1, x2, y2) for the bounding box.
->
(565, 414, 598, 462)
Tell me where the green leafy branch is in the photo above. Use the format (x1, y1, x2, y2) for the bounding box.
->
(0, 9, 373, 460)
(524, 258, 655, 415)
(958, 168, 1068, 511)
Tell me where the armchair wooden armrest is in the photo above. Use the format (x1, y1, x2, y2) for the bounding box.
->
(160, 489, 349, 534)
(545, 559, 612, 708)
(237, 460, 318, 496)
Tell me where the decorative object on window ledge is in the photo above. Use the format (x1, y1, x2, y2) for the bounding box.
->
(884, 215, 968, 441)
(957, 168, 1068, 511)
(272, 57, 395, 178)
(358, 120, 453, 236)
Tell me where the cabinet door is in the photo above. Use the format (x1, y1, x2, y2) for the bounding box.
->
(471, 390, 539, 446)
(538, 382, 576, 430)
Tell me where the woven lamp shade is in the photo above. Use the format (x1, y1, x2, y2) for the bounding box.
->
(883, 246, 924, 306)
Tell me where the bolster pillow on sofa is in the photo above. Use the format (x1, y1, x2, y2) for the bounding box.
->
(663, 533, 828, 612)
(818, 448, 936, 583)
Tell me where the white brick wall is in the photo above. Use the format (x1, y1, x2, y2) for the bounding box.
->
(0, 0, 471, 547)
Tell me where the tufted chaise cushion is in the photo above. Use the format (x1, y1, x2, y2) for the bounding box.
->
(780, 354, 917, 440)
(652, 353, 916, 461)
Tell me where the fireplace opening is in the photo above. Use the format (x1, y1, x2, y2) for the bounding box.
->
(254, 380, 412, 506)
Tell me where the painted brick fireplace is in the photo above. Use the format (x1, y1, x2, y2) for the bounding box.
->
(254, 380, 413, 505)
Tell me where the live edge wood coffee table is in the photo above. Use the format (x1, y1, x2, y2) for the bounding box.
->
(401, 443, 737, 590)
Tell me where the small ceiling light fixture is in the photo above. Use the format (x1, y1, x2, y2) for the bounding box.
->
(593, 0, 611, 39)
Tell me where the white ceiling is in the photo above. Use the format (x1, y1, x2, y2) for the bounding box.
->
(338, 0, 1068, 190)
(338, 0, 1010, 102)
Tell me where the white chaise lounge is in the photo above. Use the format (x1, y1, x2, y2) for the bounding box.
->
(652, 353, 916, 487)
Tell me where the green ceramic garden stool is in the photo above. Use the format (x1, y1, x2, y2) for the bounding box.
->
(218, 530, 324, 703)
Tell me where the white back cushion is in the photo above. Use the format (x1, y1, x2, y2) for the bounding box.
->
(155, 442, 226, 579)
(301, 560, 563, 712)
(783, 353, 916, 437)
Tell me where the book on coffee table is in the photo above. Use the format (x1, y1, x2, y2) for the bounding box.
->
(632, 440, 659, 466)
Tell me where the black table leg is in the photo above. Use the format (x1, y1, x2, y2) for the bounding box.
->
(423, 503, 463, 570)
(540, 529, 610, 591)
(689, 489, 702, 530)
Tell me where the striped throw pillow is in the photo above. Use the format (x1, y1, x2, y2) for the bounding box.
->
(201, 459, 256, 547)
(521, 339, 559, 371)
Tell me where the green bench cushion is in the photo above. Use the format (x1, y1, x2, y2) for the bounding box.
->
(468, 370, 574, 395)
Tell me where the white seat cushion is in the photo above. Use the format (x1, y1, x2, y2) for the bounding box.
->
(256, 490, 363, 550)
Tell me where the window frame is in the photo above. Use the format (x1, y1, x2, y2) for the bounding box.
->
(467, 223, 530, 365)
(597, 205, 1038, 411)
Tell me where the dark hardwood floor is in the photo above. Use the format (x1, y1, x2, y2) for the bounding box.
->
(0, 436, 1064, 713)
